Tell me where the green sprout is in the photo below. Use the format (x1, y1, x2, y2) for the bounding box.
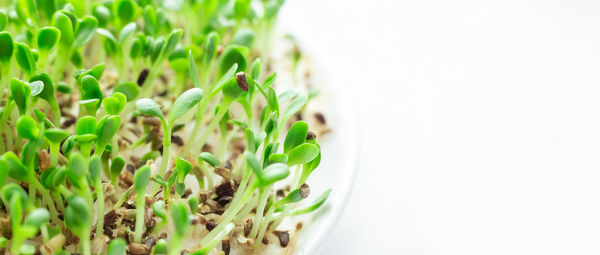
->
(136, 87, 201, 183)
(0, 0, 333, 253)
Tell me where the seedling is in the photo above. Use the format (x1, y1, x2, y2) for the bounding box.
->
(0, 1, 333, 254)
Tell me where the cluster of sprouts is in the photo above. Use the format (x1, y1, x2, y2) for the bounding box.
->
(0, 0, 330, 255)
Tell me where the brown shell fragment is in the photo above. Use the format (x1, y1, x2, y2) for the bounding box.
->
(128, 242, 150, 255)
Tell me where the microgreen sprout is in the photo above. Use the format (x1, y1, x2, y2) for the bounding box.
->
(0, 0, 333, 253)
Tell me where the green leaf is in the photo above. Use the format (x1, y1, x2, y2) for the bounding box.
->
(260, 163, 290, 186)
(170, 200, 189, 237)
(113, 0, 139, 25)
(290, 189, 331, 216)
(4, 152, 29, 181)
(93, 5, 111, 28)
(157, 29, 182, 64)
(118, 22, 137, 44)
(133, 165, 151, 192)
(113, 81, 139, 102)
(287, 143, 319, 166)
(0, 159, 8, 186)
(284, 121, 309, 154)
(203, 32, 219, 65)
(23, 208, 50, 228)
(267, 153, 288, 164)
(111, 156, 126, 179)
(17, 115, 39, 140)
(73, 16, 98, 48)
(283, 94, 308, 121)
(0, 32, 13, 64)
(188, 50, 201, 88)
(53, 12, 74, 47)
(80, 75, 103, 106)
(244, 151, 262, 178)
(262, 72, 277, 89)
(1, 183, 28, 209)
(168, 47, 188, 73)
(274, 188, 304, 208)
(251, 58, 261, 81)
(188, 197, 199, 214)
(198, 152, 220, 167)
(30, 73, 55, 103)
(168, 88, 202, 125)
(266, 87, 279, 114)
(136, 98, 164, 121)
(10, 78, 31, 116)
(219, 45, 248, 76)
(43, 128, 70, 144)
(175, 158, 192, 183)
(232, 29, 255, 48)
(88, 155, 102, 181)
(107, 238, 127, 255)
(37, 27, 61, 52)
(152, 200, 167, 220)
(0, 10, 7, 31)
(104, 92, 127, 115)
(75, 116, 97, 135)
(15, 43, 36, 76)
(96, 28, 118, 56)
(65, 195, 91, 237)
(67, 153, 86, 180)
(222, 77, 244, 99)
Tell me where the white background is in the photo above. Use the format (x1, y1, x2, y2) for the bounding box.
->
(280, 0, 600, 254)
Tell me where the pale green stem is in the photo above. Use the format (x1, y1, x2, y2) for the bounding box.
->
(95, 179, 105, 239)
(134, 191, 145, 243)
(191, 100, 231, 156)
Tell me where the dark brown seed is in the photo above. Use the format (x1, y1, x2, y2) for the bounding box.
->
(215, 181, 234, 198)
(314, 112, 326, 124)
(137, 69, 149, 86)
(222, 237, 230, 255)
(296, 222, 303, 230)
(158, 90, 168, 97)
(104, 210, 119, 227)
(262, 236, 269, 245)
(205, 222, 217, 231)
(306, 131, 317, 140)
(274, 231, 290, 247)
(61, 118, 76, 128)
(300, 183, 310, 199)
(236, 72, 249, 92)
(276, 189, 286, 197)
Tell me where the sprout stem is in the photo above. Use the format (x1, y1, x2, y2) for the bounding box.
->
(191, 99, 232, 156)
(94, 178, 105, 239)
(134, 191, 145, 243)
